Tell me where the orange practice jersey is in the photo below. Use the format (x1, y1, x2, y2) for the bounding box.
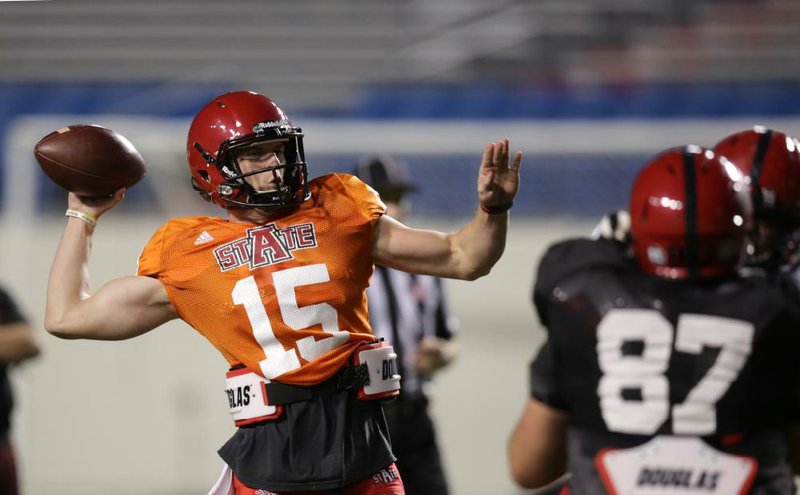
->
(138, 174, 386, 386)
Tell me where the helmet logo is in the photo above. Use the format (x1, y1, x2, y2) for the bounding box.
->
(253, 120, 290, 136)
(220, 164, 237, 178)
(218, 184, 234, 196)
(647, 245, 667, 266)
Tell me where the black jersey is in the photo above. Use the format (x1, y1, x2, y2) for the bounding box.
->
(531, 238, 800, 495)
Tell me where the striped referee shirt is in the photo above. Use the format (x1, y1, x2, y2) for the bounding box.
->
(366, 266, 457, 396)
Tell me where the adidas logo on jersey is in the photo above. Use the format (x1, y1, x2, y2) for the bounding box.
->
(194, 231, 214, 246)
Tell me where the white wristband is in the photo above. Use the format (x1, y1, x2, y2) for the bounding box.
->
(65, 209, 97, 227)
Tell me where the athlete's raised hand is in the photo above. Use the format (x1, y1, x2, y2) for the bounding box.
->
(477, 138, 522, 212)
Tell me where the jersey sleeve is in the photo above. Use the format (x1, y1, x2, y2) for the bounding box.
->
(336, 173, 386, 222)
(529, 338, 567, 411)
(533, 238, 631, 327)
(136, 221, 173, 278)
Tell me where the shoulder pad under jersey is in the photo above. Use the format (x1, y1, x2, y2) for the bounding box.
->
(535, 238, 630, 296)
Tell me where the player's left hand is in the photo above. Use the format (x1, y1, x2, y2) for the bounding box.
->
(477, 138, 522, 209)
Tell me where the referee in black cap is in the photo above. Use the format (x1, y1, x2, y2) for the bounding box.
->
(355, 154, 459, 495)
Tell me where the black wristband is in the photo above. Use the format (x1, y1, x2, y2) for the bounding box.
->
(480, 201, 513, 214)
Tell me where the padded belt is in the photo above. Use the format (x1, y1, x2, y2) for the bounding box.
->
(265, 363, 371, 406)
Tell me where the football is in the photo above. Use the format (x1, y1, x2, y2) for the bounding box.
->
(33, 124, 147, 197)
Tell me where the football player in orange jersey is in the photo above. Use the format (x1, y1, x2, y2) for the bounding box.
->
(44, 91, 522, 495)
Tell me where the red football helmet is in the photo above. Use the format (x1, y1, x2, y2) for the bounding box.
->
(186, 91, 309, 209)
(629, 146, 752, 279)
(713, 127, 800, 268)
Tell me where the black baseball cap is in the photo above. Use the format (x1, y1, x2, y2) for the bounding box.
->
(354, 154, 418, 197)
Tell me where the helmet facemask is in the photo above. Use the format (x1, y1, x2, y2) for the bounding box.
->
(746, 209, 800, 270)
(195, 125, 309, 210)
(187, 91, 311, 212)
